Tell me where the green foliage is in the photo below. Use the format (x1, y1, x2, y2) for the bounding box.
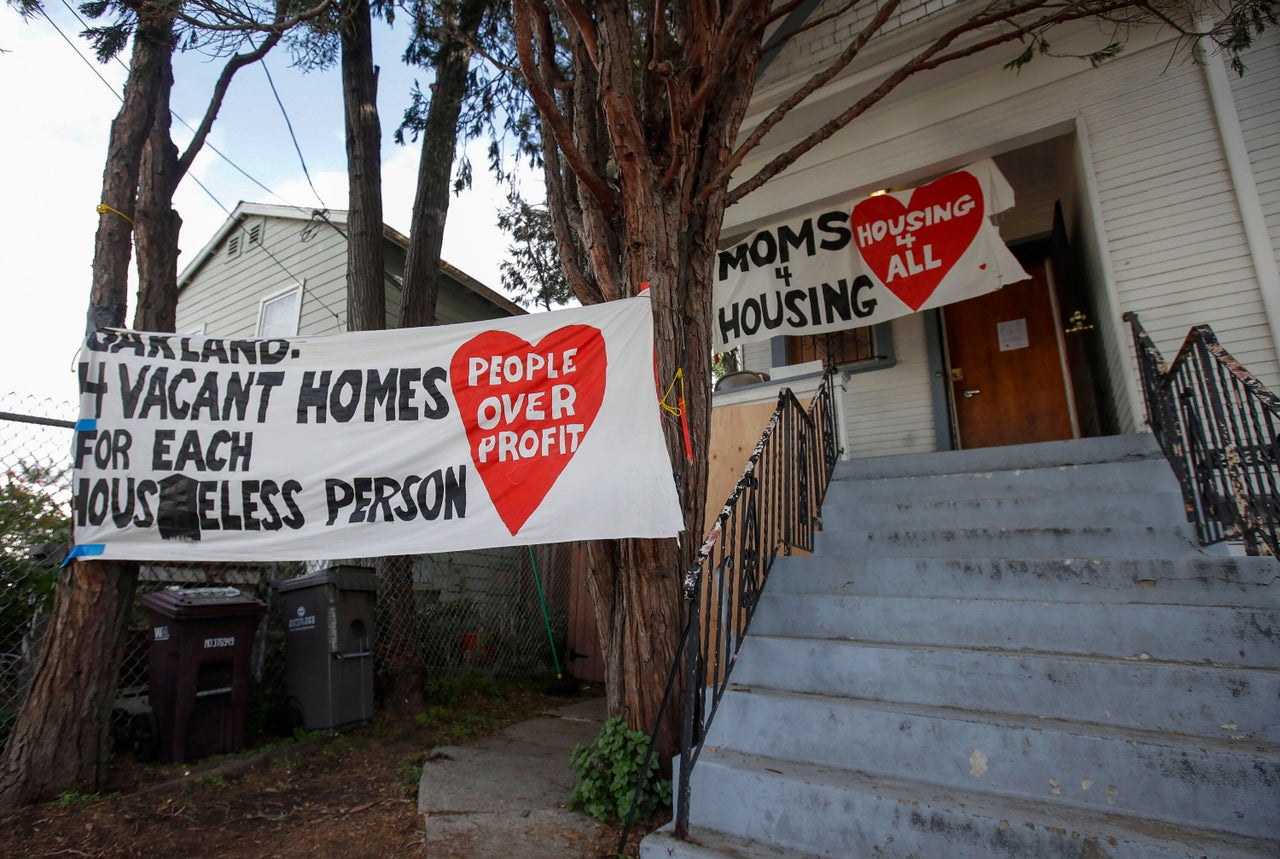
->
(423, 669, 498, 706)
(54, 791, 100, 808)
(1, 466, 69, 653)
(1003, 35, 1125, 73)
(569, 717, 671, 823)
(497, 192, 574, 311)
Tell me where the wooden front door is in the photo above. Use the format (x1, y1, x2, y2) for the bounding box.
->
(942, 245, 1076, 449)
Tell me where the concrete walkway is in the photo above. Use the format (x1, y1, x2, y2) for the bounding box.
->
(417, 697, 611, 858)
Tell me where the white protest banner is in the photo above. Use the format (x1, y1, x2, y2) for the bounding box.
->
(69, 296, 683, 562)
(713, 158, 1029, 350)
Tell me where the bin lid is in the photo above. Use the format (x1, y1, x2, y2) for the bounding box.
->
(139, 586, 266, 619)
(275, 565, 378, 594)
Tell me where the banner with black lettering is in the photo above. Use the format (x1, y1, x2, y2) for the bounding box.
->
(69, 296, 683, 562)
(713, 159, 1029, 350)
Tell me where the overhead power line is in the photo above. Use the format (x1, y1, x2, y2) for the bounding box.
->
(50, 0, 324, 218)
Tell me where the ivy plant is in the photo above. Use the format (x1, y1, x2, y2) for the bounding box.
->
(569, 716, 672, 823)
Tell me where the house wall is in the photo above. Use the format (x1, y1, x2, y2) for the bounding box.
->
(176, 215, 348, 337)
(725, 21, 1280, 457)
(1228, 30, 1280, 330)
(177, 215, 516, 337)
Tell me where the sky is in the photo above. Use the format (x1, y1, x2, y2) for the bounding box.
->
(0, 4, 540, 408)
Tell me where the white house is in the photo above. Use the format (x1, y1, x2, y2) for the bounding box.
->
(652, 7, 1280, 857)
(715, 7, 1280, 460)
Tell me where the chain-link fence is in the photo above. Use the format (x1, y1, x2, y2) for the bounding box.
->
(1, 394, 576, 754)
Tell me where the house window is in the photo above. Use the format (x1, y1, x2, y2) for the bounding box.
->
(769, 321, 895, 374)
(257, 287, 300, 338)
(786, 326, 877, 367)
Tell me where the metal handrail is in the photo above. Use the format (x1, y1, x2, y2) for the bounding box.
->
(674, 366, 840, 837)
(615, 366, 841, 854)
(1125, 312, 1280, 555)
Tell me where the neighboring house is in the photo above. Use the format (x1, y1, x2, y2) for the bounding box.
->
(714, 9, 1280, 461)
(175, 202, 523, 337)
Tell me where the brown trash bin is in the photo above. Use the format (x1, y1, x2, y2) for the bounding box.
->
(139, 587, 265, 763)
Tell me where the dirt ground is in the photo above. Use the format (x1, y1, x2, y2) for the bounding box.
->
(0, 680, 662, 858)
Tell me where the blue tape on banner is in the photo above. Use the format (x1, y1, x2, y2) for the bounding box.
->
(75, 419, 97, 432)
(61, 544, 105, 567)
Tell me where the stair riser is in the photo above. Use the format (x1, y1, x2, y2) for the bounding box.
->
(730, 637, 1280, 743)
(832, 434, 1164, 480)
(826, 459, 1180, 503)
(749, 594, 1280, 666)
(678, 759, 1264, 859)
(765, 556, 1280, 606)
(827, 492, 1185, 530)
(814, 525, 1213, 558)
(706, 693, 1280, 839)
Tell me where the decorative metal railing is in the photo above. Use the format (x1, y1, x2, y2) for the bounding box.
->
(616, 366, 841, 853)
(1126, 312, 1280, 555)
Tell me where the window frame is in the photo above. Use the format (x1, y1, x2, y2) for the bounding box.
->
(256, 284, 303, 338)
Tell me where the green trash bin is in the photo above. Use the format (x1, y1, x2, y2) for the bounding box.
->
(276, 566, 377, 731)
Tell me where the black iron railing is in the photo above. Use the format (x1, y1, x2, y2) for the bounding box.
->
(1126, 312, 1280, 555)
(615, 367, 841, 854)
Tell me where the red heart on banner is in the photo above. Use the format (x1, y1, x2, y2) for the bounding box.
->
(450, 325, 607, 535)
(851, 171, 985, 311)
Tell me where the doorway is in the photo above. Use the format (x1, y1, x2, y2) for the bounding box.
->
(942, 240, 1078, 449)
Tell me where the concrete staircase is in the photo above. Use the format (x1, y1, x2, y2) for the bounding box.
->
(642, 434, 1280, 858)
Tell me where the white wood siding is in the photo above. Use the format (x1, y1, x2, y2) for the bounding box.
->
(177, 216, 518, 337)
(840, 313, 936, 458)
(1086, 45, 1277, 390)
(1229, 28, 1280, 293)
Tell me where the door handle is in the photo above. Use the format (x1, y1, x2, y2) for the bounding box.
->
(963, 389, 981, 398)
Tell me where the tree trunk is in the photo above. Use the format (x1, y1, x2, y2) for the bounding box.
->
(372, 554, 423, 715)
(341, 0, 385, 332)
(584, 537, 686, 758)
(0, 16, 171, 808)
(398, 29, 474, 329)
(134, 25, 182, 333)
(0, 563, 136, 807)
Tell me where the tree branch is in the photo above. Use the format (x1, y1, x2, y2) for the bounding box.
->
(175, 19, 285, 178)
(723, 0, 1155, 206)
(763, 0, 865, 53)
(513, 0, 619, 218)
(681, 0, 762, 126)
(558, 0, 599, 67)
(172, 0, 334, 34)
(704, 0, 904, 200)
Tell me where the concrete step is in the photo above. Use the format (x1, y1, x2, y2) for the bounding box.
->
(674, 749, 1278, 858)
(642, 823, 821, 858)
(765, 555, 1280, 606)
(832, 433, 1164, 481)
(705, 689, 1280, 839)
(826, 489, 1186, 530)
(812, 523, 1218, 558)
(729, 636, 1280, 743)
(825, 458, 1182, 504)
(749, 593, 1280, 666)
